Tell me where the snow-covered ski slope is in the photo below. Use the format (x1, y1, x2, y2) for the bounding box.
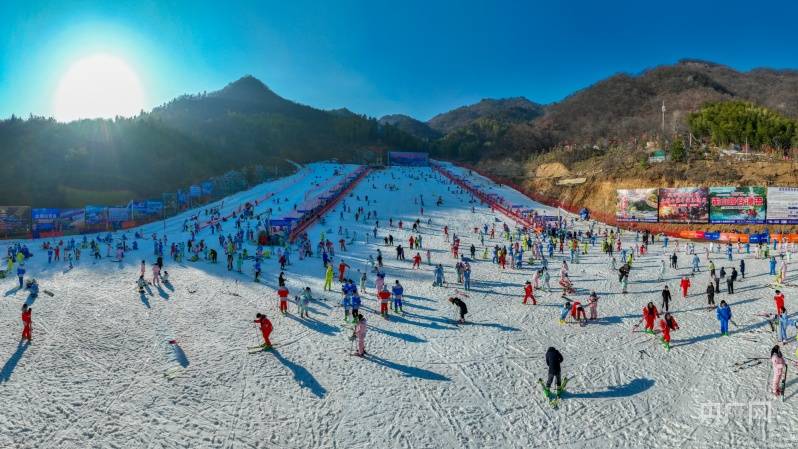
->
(1, 162, 796, 449)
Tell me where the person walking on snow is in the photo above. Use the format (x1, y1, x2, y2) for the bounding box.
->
(412, 253, 422, 269)
(774, 290, 786, 315)
(777, 308, 798, 344)
(716, 300, 732, 336)
(706, 282, 716, 308)
(679, 276, 690, 298)
(352, 313, 367, 356)
(587, 291, 599, 320)
(324, 264, 334, 291)
(377, 286, 391, 318)
(21, 304, 32, 342)
(338, 261, 350, 283)
(253, 313, 273, 349)
(771, 345, 787, 397)
(277, 286, 289, 315)
(661, 285, 672, 312)
(298, 290, 310, 318)
(391, 280, 404, 314)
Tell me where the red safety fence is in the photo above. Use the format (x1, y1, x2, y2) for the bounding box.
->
(438, 161, 797, 241)
(288, 167, 371, 242)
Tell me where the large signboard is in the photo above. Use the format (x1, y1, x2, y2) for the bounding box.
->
(616, 189, 658, 222)
(189, 185, 202, 198)
(59, 209, 85, 232)
(658, 187, 709, 223)
(32, 208, 60, 232)
(708, 187, 767, 224)
(201, 181, 213, 196)
(107, 207, 130, 223)
(767, 187, 798, 224)
(0, 206, 31, 236)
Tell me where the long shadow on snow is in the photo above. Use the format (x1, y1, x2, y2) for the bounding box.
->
(363, 354, 450, 381)
(564, 378, 655, 399)
(4, 286, 20, 297)
(367, 325, 427, 343)
(270, 348, 327, 398)
(285, 313, 340, 336)
(0, 342, 29, 383)
(402, 302, 436, 311)
(139, 292, 151, 308)
(390, 314, 458, 331)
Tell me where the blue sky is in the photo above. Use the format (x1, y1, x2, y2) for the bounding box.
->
(2, 0, 798, 121)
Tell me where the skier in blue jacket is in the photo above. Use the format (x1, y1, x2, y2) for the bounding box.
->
(433, 264, 444, 287)
(391, 280, 404, 313)
(778, 308, 797, 344)
(716, 300, 732, 336)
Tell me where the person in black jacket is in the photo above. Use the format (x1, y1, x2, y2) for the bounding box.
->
(545, 347, 564, 391)
(706, 282, 715, 307)
(449, 297, 468, 323)
(661, 285, 672, 312)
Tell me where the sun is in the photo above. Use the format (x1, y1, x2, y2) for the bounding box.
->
(53, 54, 145, 122)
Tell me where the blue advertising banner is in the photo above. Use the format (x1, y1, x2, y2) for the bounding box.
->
(145, 200, 163, 215)
(201, 181, 213, 195)
(32, 208, 60, 232)
(107, 207, 130, 223)
(189, 185, 201, 197)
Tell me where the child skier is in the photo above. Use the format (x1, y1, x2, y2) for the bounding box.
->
(21, 304, 32, 342)
(391, 280, 404, 314)
(679, 276, 690, 298)
(716, 300, 732, 336)
(771, 345, 787, 397)
(642, 302, 660, 334)
(659, 312, 679, 351)
(523, 281, 536, 305)
(377, 286, 391, 318)
(352, 313, 367, 356)
(587, 291, 598, 320)
(449, 296, 468, 324)
(559, 301, 572, 325)
(542, 347, 565, 397)
(253, 313, 273, 349)
(277, 286, 289, 315)
(324, 264, 334, 291)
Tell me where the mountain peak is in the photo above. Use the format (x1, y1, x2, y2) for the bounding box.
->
(212, 75, 281, 102)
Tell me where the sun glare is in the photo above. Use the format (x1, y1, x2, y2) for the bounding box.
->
(53, 54, 145, 122)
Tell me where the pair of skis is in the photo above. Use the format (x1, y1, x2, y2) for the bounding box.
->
(248, 343, 274, 353)
(537, 377, 569, 408)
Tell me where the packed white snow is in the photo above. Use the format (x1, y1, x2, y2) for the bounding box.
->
(0, 162, 796, 449)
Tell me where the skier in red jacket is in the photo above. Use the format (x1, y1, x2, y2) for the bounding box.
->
(523, 281, 536, 305)
(277, 286, 289, 314)
(338, 261, 350, 282)
(21, 304, 32, 342)
(679, 276, 691, 298)
(377, 287, 391, 317)
(412, 253, 422, 269)
(775, 290, 785, 315)
(659, 312, 679, 350)
(642, 302, 660, 334)
(253, 313, 273, 348)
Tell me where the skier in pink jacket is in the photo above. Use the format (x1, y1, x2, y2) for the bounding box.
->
(771, 345, 786, 397)
(152, 264, 161, 287)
